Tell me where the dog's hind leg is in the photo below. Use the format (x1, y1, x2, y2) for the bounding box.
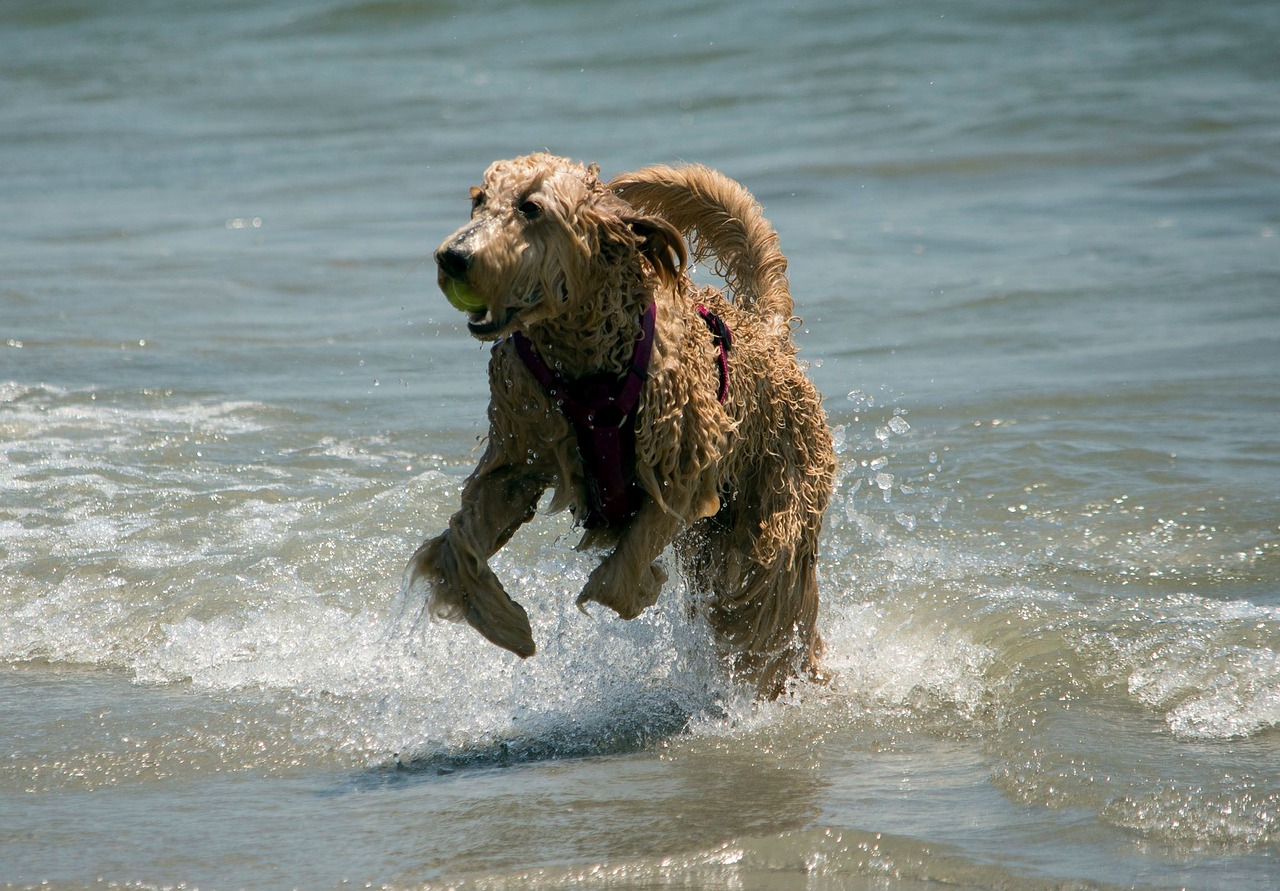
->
(403, 464, 548, 657)
(687, 443, 832, 697)
(704, 544, 825, 698)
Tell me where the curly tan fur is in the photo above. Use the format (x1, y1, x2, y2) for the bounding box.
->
(403, 153, 835, 697)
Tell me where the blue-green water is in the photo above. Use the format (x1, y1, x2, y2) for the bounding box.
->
(3, 2, 1278, 888)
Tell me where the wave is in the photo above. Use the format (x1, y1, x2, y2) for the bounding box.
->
(4, 385, 1279, 850)
(5, 385, 1279, 744)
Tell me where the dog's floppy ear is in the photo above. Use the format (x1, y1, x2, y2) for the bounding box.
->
(625, 212, 687, 289)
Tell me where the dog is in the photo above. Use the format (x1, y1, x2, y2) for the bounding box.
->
(403, 153, 835, 697)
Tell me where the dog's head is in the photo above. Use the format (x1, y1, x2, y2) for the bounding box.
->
(434, 153, 686, 341)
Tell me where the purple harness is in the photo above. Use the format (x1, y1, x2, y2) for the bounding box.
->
(513, 303, 731, 529)
(696, 303, 732, 402)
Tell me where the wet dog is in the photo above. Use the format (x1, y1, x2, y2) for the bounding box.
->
(403, 154, 834, 696)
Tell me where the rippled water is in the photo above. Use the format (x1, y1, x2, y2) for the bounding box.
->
(3, 1, 1279, 889)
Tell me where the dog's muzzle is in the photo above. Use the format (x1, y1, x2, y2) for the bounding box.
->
(435, 245, 472, 283)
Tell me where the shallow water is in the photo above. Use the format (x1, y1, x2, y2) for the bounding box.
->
(3, 1, 1279, 889)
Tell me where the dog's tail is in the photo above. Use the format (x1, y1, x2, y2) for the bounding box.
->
(609, 164, 793, 324)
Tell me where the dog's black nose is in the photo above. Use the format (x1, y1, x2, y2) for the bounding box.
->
(436, 246, 472, 282)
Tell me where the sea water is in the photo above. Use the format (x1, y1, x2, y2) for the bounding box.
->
(2, 1, 1278, 888)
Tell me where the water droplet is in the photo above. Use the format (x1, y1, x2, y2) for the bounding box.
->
(831, 425, 847, 453)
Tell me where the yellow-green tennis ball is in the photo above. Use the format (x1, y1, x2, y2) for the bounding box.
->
(443, 279, 486, 314)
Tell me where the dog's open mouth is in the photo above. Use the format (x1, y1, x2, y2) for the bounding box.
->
(466, 306, 518, 338)
(464, 285, 540, 338)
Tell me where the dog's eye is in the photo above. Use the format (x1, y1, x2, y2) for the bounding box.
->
(517, 199, 542, 220)
(469, 187, 485, 213)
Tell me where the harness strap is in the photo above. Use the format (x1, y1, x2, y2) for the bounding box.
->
(696, 304, 732, 403)
(512, 304, 656, 528)
(511, 302, 732, 529)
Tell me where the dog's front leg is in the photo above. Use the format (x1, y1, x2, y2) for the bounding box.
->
(404, 464, 548, 657)
(576, 501, 681, 620)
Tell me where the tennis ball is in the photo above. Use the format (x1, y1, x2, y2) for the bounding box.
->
(443, 279, 486, 314)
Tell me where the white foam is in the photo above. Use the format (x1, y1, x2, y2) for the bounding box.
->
(820, 596, 997, 722)
(1117, 596, 1280, 739)
(123, 553, 731, 766)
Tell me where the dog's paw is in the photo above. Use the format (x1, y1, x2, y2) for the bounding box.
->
(577, 560, 667, 620)
(403, 534, 536, 658)
(463, 582, 535, 658)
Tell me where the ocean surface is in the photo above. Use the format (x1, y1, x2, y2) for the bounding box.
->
(2, 1, 1279, 888)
